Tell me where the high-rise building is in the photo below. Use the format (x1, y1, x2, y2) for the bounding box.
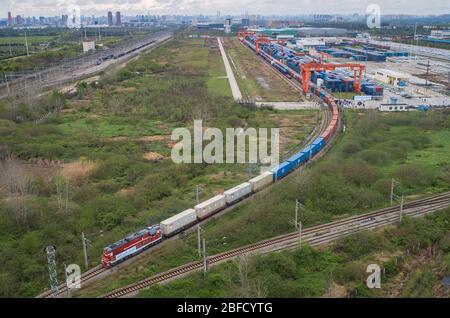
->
(15, 15, 22, 25)
(115, 11, 121, 26)
(241, 18, 250, 27)
(107, 11, 113, 26)
(7, 12, 13, 26)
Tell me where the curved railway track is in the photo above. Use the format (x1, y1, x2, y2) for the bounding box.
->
(102, 191, 450, 298)
(38, 40, 333, 299)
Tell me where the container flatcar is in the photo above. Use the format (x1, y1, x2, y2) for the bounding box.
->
(195, 195, 227, 220)
(249, 171, 274, 192)
(224, 182, 252, 204)
(160, 209, 197, 237)
(271, 161, 295, 181)
(288, 151, 309, 167)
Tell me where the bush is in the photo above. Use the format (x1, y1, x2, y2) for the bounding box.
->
(358, 149, 389, 166)
(342, 160, 380, 186)
(335, 261, 366, 284)
(392, 163, 435, 189)
(341, 141, 362, 156)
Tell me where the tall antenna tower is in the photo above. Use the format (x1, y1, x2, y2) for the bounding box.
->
(45, 245, 59, 297)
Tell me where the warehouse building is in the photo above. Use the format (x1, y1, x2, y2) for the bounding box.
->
(374, 69, 411, 87)
(379, 104, 410, 112)
(254, 27, 347, 38)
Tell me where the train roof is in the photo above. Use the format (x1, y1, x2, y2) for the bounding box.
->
(104, 225, 159, 251)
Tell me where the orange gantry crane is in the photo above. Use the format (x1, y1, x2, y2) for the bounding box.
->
(236, 31, 365, 94)
(300, 62, 365, 94)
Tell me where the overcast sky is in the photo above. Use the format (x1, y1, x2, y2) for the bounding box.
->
(2, 0, 450, 17)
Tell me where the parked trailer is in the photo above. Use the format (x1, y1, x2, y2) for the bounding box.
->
(195, 195, 227, 220)
(160, 209, 197, 237)
(224, 182, 252, 204)
(249, 171, 274, 192)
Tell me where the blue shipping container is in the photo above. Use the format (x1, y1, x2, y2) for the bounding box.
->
(288, 151, 309, 167)
(271, 161, 295, 181)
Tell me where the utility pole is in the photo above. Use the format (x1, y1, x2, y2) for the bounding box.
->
(64, 264, 70, 298)
(202, 238, 208, 274)
(81, 232, 89, 270)
(399, 194, 404, 223)
(298, 221, 302, 248)
(197, 225, 202, 258)
(45, 245, 59, 298)
(8, 34, 12, 56)
(390, 178, 395, 205)
(24, 30, 30, 56)
(196, 186, 200, 204)
(4, 75, 10, 96)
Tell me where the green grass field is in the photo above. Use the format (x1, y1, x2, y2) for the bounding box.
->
(74, 108, 450, 297)
(0, 33, 318, 297)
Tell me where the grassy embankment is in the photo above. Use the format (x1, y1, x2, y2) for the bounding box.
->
(0, 34, 317, 297)
(76, 108, 450, 297)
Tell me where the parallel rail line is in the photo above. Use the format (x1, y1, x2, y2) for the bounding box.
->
(101, 192, 450, 298)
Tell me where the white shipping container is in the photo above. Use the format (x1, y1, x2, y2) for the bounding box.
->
(195, 195, 226, 219)
(224, 182, 252, 204)
(249, 171, 274, 192)
(160, 209, 197, 236)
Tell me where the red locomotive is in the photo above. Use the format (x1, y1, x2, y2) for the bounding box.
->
(101, 225, 162, 268)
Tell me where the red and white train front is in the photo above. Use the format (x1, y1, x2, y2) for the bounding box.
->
(102, 225, 162, 268)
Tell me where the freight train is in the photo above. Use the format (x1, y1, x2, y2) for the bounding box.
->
(100, 36, 340, 269)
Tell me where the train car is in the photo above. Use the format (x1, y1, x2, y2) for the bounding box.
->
(288, 150, 309, 168)
(160, 209, 197, 237)
(311, 137, 325, 155)
(312, 137, 325, 149)
(195, 195, 227, 220)
(224, 182, 252, 204)
(101, 225, 162, 268)
(301, 145, 314, 161)
(320, 128, 332, 144)
(271, 161, 295, 181)
(249, 171, 274, 192)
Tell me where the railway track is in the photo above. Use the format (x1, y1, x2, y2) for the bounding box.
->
(38, 41, 334, 299)
(101, 191, 450, 298)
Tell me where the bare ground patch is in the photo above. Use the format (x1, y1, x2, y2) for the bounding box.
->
(143, 152, 165, 162)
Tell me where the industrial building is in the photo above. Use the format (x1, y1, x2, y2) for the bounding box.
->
(379, 104, 410, 112)
(196, 22, 224, 30)
(374, 69, 411, 87)
(82, 39, 96, 53)
(253, 27, 347, 37)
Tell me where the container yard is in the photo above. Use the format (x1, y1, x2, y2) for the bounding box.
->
(236, 28, 449, 111)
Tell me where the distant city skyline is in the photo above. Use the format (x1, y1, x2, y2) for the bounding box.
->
(1, 0, 449, 17)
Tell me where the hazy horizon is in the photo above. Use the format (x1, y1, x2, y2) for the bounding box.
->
(2, 0, 450, 18)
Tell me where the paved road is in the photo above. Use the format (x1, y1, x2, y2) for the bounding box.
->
(217, 37, 242, 100)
